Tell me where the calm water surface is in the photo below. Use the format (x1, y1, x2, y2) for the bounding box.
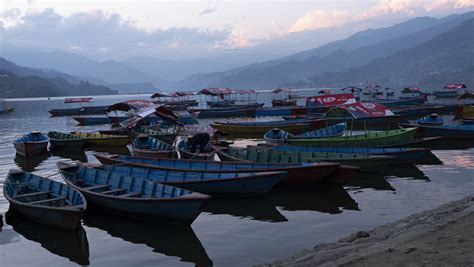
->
(0, 95, 473, 267)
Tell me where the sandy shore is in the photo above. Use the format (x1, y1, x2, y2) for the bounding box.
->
(257, 196, 474, 266)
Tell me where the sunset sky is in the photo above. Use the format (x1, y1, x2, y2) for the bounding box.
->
(1, 0, 474, 60)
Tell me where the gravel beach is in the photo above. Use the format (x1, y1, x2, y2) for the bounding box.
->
(257, 196, 474, 266)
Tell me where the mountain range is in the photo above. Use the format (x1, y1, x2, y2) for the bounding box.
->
(0, 11, 473, 95)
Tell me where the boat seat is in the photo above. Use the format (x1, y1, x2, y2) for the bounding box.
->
(120, 192, 142, 197)
(29, 197, 67, 205)
(15, 191, 51, 198)
(102, 188, 127, 195)
(83, 184, 110, 191)
(63, 205, 85, 209)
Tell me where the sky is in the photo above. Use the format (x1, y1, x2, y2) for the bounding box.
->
(1, 0, 474, 61)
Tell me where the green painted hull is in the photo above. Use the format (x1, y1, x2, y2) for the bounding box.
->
(284, 128, 417, 148)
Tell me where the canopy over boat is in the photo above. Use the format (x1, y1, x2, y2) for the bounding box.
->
(306, 93, 356, 107)
(106, 100, 154, 112)
(64, 97, 94, 103)
(325, 102, 394, 119)
(235, 89, 256, 94)
(317, 89, 333, 95)
(457, 90, 474, 99)
(444, 84, 467, 89)
(121, 107, 183, 129)
(174, 91, 197, 97)
(402, 87, 422, 93)
(199, 88, 233, 96)
(272, 88, 294, 94)
(341, 86, 363, 92)
(151, 92, 172, 98)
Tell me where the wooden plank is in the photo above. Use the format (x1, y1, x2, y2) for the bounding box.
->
(119, 192, 142, 197)
(102, 188, 127, 195)
(15, 191, 51, 198)
(29, 197, 67, 205)
(83, 184, 110, 190)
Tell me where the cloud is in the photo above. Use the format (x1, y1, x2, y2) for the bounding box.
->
(0, 8, 231, 59)
(289, 0, 474, 33)
(199, 7, 216, 16)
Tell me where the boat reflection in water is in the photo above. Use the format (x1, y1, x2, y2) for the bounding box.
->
(5, 209, 90, 265)
(346, 173, 396, 191)
(50, 148, 88, 162)
(14, 151, 50, 172)
(383, 164, 430, 181)
(203, 197, 288, 222)
(85, 145, 131, 155)
(83, 208, 213, 267)
(268, 185, 359, 214)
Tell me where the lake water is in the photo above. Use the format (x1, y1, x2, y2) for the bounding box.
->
(0, 94, 473, 267)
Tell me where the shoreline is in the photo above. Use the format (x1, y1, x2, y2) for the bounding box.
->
(257, 195, 474, 266)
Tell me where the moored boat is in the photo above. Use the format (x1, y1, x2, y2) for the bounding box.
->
(284, 128, 417, 148)
(193, 107, 256, 119)
(433, 84, 466, 98)
(13, 131, 49, 157)
(264, 123, 346, 145)
(399, 123, 474, 139)
(131, 136, 177, 158)
(101, 164, 285, 196)
(70, 131, 130, 146)
(49, 98, 107, 117)
(177, 137, 215, 160)
(57, 162, 209, 224)
(415, 113, 444, 126)
(94, 153, 340, 187)
(134, 126, 178, 145)
(218, 147, 393, 173)
(3, 169, 86, 230)
(374, 96, 427, 107)
(48, 131, 84, 150)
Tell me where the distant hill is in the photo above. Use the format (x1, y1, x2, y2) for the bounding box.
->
(0, 49, 170, 89)
(176, 11, 474, 89)
(292, 18, 474, 90)
(0, 57, 118, 98)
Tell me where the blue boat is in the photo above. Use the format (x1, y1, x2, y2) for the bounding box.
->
(102, 164, 285, 196)
(264, 123, 346, 145)
(94, 153, 339, 187)
(132, 136, 177, 159)
(192, 107, 256, 119)
(3, 169, 86, 230)
(270, 146, 432, 163)
(400, 123, 474, 139)
(13, 131, 49, 157)
(374, 96, 427, 107)
(415, 113, 444, 126)
(57, 162, 209, 224)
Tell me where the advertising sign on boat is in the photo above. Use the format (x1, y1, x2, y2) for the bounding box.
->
(306, 93, 356, 107)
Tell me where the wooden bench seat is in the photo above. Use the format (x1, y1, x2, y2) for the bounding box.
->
(102, 188, 127, 195)
(29, 197, 67, 205)
(83, 184, 110, 191)
(119, 192, 142, 197)
(16, 191, 51, 198)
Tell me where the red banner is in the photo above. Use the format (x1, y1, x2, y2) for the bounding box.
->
(64, 97, 94, 103)
(306, 93, 356, 107)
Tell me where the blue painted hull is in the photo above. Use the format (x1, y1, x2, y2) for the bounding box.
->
(106, 165, 284, 196)
(402, 124, 474, 139)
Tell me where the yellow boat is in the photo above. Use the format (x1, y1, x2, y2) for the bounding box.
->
(70, 132, 130, 146)
(462, 106, 474, 118)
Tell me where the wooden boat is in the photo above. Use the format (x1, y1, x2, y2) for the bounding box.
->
(399, 123, 474, 140)
(177, 138, 215, 160)
(131, 136, 177, 158)
(48, 131, 84, 150)
(102, 164, 285, 196)
(94, 153, 339, 187)
(49, 105, 108, 117)
(13, 131, 49, 157)
(6, 210, 90, 265)
(188, 103, 263, 113)
(218, 147, 393, 173)
(324, 165, 359, 184)
(264, 123, 346, 145)
(57, 162, 209, 224)
(207, 99, 236, 108)
(194, 107, 256, 119)
(270, 146, 432, 163)
(3, 169, 86, 230)
(284, 128, 417, 148)
(210, 118, 327, 138)
(415, 113, 444, 126)
(134, 126, 178, 145)
(255, 106, 318, 117)
(70, 131, 130, 146)
(0, 107, 14, 114)
(374, 96, 427, 107)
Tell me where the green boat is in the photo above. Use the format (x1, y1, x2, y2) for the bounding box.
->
(217, 147, 394, 173)
(284, 128, 418, 148)
(135, 127, 178, 145)
(48, 131, 84, 150)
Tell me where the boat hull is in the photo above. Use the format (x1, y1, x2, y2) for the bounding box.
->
(196, 108, 256, 119)
(13, 141, 48, 157)
(400, 123, 474, 139)
(49, 105, 108, 117)
(323, 165, 359, 184)
(49, 139, 84, 150)
(132, 148, 178, 159)
(211, 123, 309, 138)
